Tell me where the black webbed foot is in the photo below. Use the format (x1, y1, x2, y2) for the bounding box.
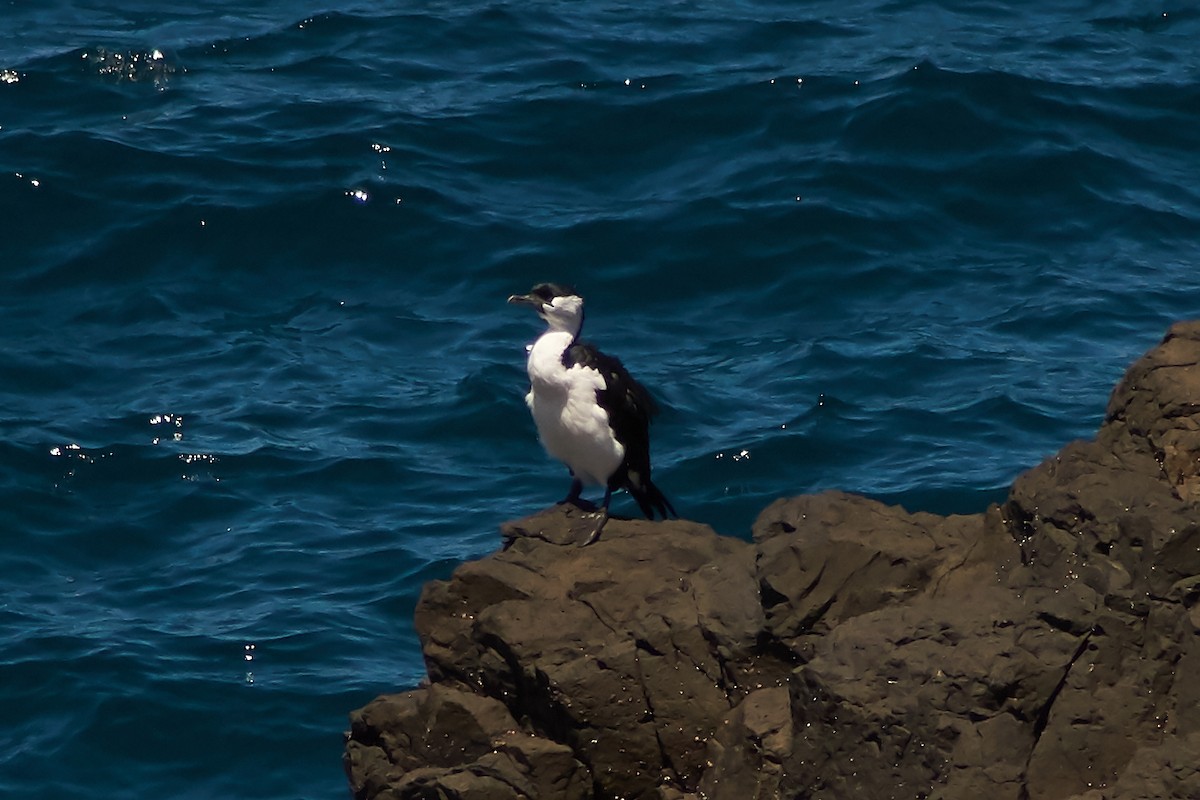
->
(580, 486, 613, 546)
(581, 507, 609, 546)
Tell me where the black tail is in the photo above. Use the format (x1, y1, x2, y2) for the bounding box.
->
(627, 476, 677, 520)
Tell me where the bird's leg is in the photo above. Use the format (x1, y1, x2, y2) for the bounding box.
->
(581, 486, 612, 546)
(558, 477, 584, 507)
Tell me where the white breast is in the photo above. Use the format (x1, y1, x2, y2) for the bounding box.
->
(524, 331, 625, 486)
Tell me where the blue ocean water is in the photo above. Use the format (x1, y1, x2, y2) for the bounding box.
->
(1, 1, 1197, 796)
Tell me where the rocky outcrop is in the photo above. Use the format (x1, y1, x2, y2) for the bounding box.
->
(345, 321, 1200, 800)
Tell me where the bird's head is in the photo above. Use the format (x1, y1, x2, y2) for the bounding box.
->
(508, 283, 585, 336)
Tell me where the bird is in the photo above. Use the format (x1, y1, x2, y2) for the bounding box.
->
(508, 282, 676, 544)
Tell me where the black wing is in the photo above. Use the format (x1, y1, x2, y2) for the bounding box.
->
(564, 341, 676, 520)
(564, 341, 658, 433)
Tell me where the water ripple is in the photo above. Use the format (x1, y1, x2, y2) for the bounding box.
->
(2, 2, 1199, 798)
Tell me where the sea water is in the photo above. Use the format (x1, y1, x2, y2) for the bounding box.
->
(1, 2, 1197, 797)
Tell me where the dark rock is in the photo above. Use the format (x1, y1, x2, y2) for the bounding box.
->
(344, 684, 590, 800)
(346, 323, 1200, 799)
(410, 509, 776, 799)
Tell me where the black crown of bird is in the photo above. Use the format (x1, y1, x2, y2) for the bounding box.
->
(509, 283, 676, 545)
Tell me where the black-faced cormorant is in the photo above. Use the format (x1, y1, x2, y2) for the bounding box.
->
(508, 283, 676, 544)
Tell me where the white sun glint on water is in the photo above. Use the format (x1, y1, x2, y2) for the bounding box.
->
(149, 413, 184, 444)
(244, 643, 256, 685)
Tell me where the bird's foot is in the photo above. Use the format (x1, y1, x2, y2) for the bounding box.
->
(581, 508, 609, 546)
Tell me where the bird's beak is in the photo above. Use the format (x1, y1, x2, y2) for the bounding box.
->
(508, 293, 538, 307)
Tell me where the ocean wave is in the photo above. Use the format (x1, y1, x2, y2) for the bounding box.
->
(3, 2, 1199, 799)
